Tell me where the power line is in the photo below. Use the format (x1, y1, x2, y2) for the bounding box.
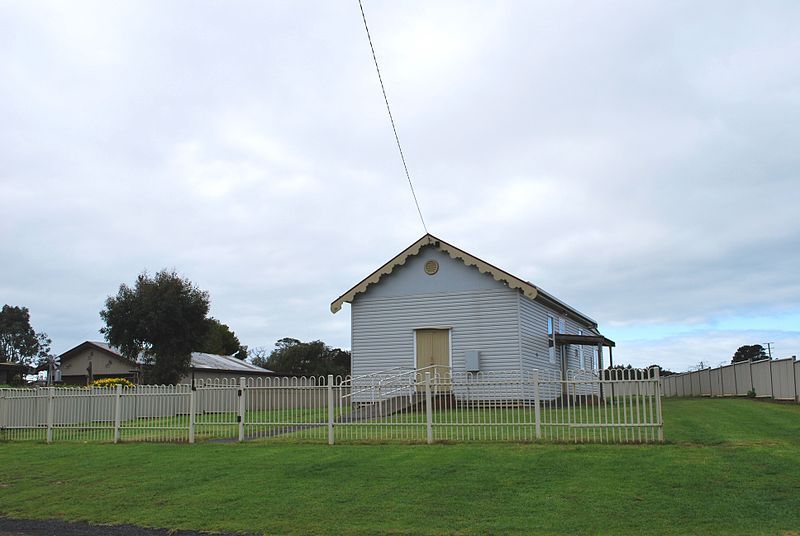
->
(357, 0, 429, 235)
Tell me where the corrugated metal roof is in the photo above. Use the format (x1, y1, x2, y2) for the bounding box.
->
(81, 341, 274, 373)
(189, 352, 274, 373)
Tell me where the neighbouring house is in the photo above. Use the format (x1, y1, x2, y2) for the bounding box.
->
(0, 362, 30, 385)
(57, 341, 276, 385)
(331, 234, 615, 385)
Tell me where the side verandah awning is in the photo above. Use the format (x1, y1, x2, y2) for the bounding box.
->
(554, 333, 616, 368)
(554, 333, 615, 348)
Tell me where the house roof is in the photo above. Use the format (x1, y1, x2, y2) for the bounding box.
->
(58, 341, 275, 375)
(58, 340, 139, 367)
(330, 233, 598, 327)
(190, 352, 274, 374)
(0, 362, 30, 371)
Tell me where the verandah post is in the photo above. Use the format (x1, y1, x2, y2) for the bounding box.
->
(424, 372, 433, 444)
(45, 387, 54, 444)
(238, 377, 246, 442)
(327, 374, 335, 445)
(533, 370, 541, 440)
(113, 384, 122, 443)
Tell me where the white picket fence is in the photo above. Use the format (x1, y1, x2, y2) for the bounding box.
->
(0, 367, 663, 444)
(661, 357, 800, 402)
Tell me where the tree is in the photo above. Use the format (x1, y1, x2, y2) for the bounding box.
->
(100, 270, 210, 385)
(731, 345, 767, 364)
(197, 318, 247, 359)
(0, 305, 52, 366)
(256, 338, 350, 377)
(248, 346, 270, 369)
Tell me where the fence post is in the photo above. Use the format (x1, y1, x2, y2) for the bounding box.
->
(532, 370, 541, 440)
(653, 366, 663, 442)
(327, 374, 335, 445)
(113, 384, 122, 443)
(238, 377, 246, 442)
(188, 386, 196, 444)
(424, 372, 433, 444)
(45, 387, 54, 444)
(0, 390, 5, 434)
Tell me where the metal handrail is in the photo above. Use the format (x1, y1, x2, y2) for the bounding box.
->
(341, 365, 449, 400)
(339, 366, 414, 386)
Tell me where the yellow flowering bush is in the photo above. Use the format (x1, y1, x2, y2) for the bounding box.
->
(90, 377, 135, 388)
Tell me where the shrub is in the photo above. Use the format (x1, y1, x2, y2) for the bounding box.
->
(90, 377, 135, 388)
(746, 388, 756, 398)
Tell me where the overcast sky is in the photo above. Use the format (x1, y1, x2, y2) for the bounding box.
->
(2, 1, 798, 372)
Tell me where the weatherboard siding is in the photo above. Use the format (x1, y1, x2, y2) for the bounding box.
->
(351, 288, 521, 377)
(519, 295, 598, 399)
(347, 240, 601, 401)
(519, 295, 560, 379)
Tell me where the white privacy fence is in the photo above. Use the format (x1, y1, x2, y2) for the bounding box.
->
(0, 368, 663, 444)
(661, 357, 800, 402)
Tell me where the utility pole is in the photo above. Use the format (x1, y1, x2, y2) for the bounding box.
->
(763, 342, 773, 359)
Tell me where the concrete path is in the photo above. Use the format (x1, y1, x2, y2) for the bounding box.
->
(0, 518, 254, 536)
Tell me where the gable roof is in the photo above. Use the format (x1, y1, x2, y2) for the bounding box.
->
(58, 341, 275, 374)
(58, 340, 139, 366)
(190, 352, 274, 374)
(330, 233, 598, 327)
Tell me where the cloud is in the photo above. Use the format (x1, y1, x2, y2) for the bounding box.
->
(614, 329, 800, 372)
(1, 1, 798, 366)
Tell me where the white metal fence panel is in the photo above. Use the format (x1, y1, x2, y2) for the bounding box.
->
(1, 368, 664, 444)
(119, 385, 189, 443)
(243, 376, 329, 442)
(51, 387, 116, 442)
(0, 388, 47, 441)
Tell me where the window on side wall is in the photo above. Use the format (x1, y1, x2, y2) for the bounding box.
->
(547, 316, 555, 364)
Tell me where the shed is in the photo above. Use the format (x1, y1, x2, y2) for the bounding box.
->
(331, 234, 614, 383)
(57, 341, 276, 385)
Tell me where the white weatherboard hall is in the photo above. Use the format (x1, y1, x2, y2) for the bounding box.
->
(331, 234, 615, 384)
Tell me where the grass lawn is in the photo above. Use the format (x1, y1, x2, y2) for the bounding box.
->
(1, 397, 799, 535)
